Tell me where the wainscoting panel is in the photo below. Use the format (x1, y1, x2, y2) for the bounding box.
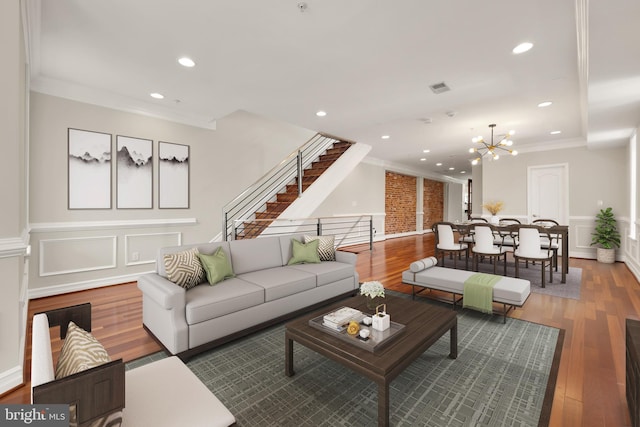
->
(574, 224, 595, 249)
(39, 236, 117, 277)
(124, 232, 181, 266)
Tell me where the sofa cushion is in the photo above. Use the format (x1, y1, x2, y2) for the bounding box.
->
(197, 247, 235, 285)
(229, 236, 284, 275)
(156, 242, 231, 278)
(288, 261, 355, 286)
(304, 235, 336, 261)
(287, 239, 321, 265)
(55, 321, 111, 379)
(164, 248, 205, 290)
(238, 266, 316, 302)
(185, 278, 264, 324)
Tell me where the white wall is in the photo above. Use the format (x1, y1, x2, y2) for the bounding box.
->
(28, 93, 316, 296)
(0, 0, 29, 395)
(311, 160, 386, 237)
(624, 125, 640, 280)
(482, 144, 628, 258)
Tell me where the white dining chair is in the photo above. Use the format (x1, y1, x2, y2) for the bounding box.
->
(532, 219, 560, 271)
(513, 225, 555, 287)
(471, 224, 509, 275)
(433, 222, 469, 269)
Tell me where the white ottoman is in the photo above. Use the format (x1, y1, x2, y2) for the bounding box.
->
(122, 356, 235, 427)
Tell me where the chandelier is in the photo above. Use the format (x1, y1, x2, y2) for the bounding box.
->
(469, 124, 518, 165)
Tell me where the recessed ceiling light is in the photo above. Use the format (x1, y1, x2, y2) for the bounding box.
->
(178, 57, 195, 67)
(461, 171, 466, 174)
(513, 42, 533, 54)
(381, 135, 390, 140)
(316, 110, 327, 117)
(538, 101, 552, 107)
(436, 163, 443, 166)
(420, 158, 427, 161)
(550, 130, 562, 135)
(449, 167, 455, 170)
(150, 92, 164, 99)
(423, 149, 430, 153)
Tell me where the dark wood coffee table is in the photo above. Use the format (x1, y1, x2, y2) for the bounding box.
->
(285, 293, 457, 427)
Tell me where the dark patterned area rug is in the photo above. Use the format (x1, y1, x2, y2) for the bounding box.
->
(440, 255, 582, 300)
(130, 298, 563, 426)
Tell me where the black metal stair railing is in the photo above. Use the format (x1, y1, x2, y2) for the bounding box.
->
(222, 133, 341, 241)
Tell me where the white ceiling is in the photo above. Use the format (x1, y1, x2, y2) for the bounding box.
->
(26, 0, 640, 179)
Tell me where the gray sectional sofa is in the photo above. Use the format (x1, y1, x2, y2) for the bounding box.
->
(137, 234, 359, 359)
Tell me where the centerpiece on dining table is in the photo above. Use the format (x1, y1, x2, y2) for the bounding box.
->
(483, 200, 504, 225)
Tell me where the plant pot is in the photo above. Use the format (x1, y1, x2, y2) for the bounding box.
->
(490, 215, 500, 225)
(596, 247, 616, 264)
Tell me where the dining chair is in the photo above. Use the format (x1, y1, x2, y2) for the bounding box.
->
(532, 219, 560, 271)
(499, 218, 521, 225)
(469, 217, 488, 223)
(512, 225, 555, 287)
(471, 224, 509, 275)
(432, 222, 469, 269)
(496, 218, 520, 247)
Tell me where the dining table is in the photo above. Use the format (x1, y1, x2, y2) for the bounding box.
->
(452, 222, 570, 283)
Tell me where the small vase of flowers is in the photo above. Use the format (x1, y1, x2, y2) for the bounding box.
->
(360, 281, 385, 312)
(483, 201, 504, 224)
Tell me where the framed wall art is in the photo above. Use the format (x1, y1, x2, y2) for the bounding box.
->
(116, 135, 153, 209)
(158, 141, 190, 209)
(68, 128, 112, 209)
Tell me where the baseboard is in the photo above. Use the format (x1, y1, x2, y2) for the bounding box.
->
(28, 271, 154, 299)
(0, 365, 23, 396)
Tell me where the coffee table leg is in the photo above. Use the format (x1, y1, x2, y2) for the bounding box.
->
(449, 322, 457, 359)
(285, 332, 295, 377)
(377, 381, 390, 427)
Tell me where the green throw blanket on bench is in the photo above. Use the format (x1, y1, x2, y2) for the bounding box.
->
(463, 273, 501, 314)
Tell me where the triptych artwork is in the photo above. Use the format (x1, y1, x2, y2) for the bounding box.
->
(68, 128, 190, 210)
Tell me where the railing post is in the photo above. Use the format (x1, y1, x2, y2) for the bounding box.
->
(297, 149, 303, 197)
(369, 217, 374, 251)
(223, 212, 228, 241)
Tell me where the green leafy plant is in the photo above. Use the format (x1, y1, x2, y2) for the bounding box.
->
(590, 207, 621, 249)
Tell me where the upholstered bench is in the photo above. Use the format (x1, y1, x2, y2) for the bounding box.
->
(31, 303, 236, 427)
(401, 257, 530, 323)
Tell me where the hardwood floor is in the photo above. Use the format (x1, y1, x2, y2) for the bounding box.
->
(2, 233, 638, 427)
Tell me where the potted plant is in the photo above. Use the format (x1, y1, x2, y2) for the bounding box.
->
(590, 207, 621, 263)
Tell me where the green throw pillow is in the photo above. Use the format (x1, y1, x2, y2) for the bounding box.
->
(197, 247, 235, 285)
(288, 238, 321, 265)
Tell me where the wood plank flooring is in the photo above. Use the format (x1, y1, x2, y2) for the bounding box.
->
(2, 233, 638, 427)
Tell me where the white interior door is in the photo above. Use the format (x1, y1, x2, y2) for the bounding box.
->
(527, 164, 569, 224)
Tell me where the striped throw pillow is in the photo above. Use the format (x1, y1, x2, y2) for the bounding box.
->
(304, 235, 336, 261)
(164, 248, 205, 289)
(55, 321, 111, 379)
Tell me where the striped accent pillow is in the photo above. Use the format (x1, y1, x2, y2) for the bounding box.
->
(55, 321, 111, 379)
(304, 235, 336, 261)
(163, 248, 205, 289)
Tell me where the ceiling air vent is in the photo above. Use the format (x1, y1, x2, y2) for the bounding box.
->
(429, 82, 450, 94)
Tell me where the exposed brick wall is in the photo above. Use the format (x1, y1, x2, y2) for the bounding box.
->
(423, 178, 444, 230)
(385, 171, 416, 234)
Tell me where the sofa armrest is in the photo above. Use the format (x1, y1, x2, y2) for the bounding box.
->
(335, 250, 357, 265)
(137, 273, 186, 310)
(33, 360, 125, 425)
(31, 313, 55, 396)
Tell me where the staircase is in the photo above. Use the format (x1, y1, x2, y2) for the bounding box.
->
(238, 141, 352, 239)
